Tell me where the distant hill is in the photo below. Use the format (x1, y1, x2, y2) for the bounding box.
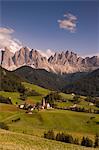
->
(0, 66, 24, 92)
(14, 66, 66, 91)
(14, 66, 99, 96)
(1, 65, 99, 96)
(63, 69, 99, 96)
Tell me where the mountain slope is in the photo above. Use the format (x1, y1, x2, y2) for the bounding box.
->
(14, 66, 66, 90)
(1, 64, 99, 96)
(63, 69, 99, 96)
(0, 66, 24, 92)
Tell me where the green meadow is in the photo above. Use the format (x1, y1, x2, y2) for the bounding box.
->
(0, 103, 99, 138)
(22, 82, 50, 96)
(0, 82, 99, 149)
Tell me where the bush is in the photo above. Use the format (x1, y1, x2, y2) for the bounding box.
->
(94, 134, 99, 148)
(17, 84, 26, 93)
(0, 96, 12, 104)
(44, 131, 94, 148)
(44, 130, 55, 140)
(12, 117, 20, 122)
(74, 138, 79, 145)
(73, 95, 80, 104)
(56, 133, 61, 141)
(81, 137, 93, 147)
(45, 131, 74, 144)
(56, 133, 66, 142)
(65, 134, 74, 144)
(20, 93, 27, 101)
(0, 122, 9, 130)
(44, 92, 63, 107)
(95, 99, 99, 108)
(24, 89, 40, 96)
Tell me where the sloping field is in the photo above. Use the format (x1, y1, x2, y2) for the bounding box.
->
(0, 104, 99, 139)
(22, 82, 50, 96)
(0, 91, 21, 104)
(0, 129, 98, 150)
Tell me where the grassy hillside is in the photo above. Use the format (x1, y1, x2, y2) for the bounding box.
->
(10, 110, 99, 137)
(14, 66, 66, 90)
(0, 91, 21, 104)
(0, 82, 99, 149)
(0, 129, 98, 150)
(22, 82, 50, 96)
(0, 81, 73, 105)
(0, 82, 99, 111)
(0, 66, 24, 92)
(0, 103, 99, 138)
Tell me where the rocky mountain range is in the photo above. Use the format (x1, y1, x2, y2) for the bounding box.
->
(0, 47, 99, 74)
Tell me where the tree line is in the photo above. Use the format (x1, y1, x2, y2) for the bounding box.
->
(44, 130, 99, 148)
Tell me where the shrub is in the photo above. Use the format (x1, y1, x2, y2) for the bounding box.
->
(0, 122, 9, 130)
(56, 133, 66, 142)
(56, 133, 74, 143)
(44, 131, 94, 148)
(0, 96, 12, 104)
(12, 117, 20, 122)
(44, 130, 55, 140)
(81, 137, 93, 147)
(65, 134, 74, 144)
(74, 138, 79, 145)
(24, 89, 40, 96)
(56, 133, 61, 141)
(73, 95, 80, 104)
(94, 134, 99, 148)
(20, 93, 27, 101)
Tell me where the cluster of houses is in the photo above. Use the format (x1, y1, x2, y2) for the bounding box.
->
(17, 93, 98, 114)
(18, 98, 52, 114)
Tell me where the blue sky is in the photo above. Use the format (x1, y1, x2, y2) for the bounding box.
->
(0, 0, 99, 57)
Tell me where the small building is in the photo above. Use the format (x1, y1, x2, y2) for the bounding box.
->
(72, 93, 75, 96)
(89, 102, 94, 106)
(70, 104, 77, 108)
(19, 104, 24, 109)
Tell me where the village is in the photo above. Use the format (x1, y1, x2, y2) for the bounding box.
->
(18, 94, 99, 115)
(18, 98, 53, 114)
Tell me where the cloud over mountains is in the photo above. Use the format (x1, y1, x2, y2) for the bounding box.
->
(0, 27, 22, 52)
(0, 27, 54, 58)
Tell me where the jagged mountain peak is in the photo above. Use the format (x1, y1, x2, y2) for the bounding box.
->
(3, 47, 14, 55)
(1, 47, 99, 74)
(19, 46, 30, 52)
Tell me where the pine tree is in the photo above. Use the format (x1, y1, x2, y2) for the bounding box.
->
(81, 137, 93, 147)
(94, 134, 99, 148)
(74, 138, 79, 145)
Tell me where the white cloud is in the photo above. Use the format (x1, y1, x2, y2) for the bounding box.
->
(0, 27, 22, 53)
(58, 12, 77, 33)
(38, 49, 55, 58)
